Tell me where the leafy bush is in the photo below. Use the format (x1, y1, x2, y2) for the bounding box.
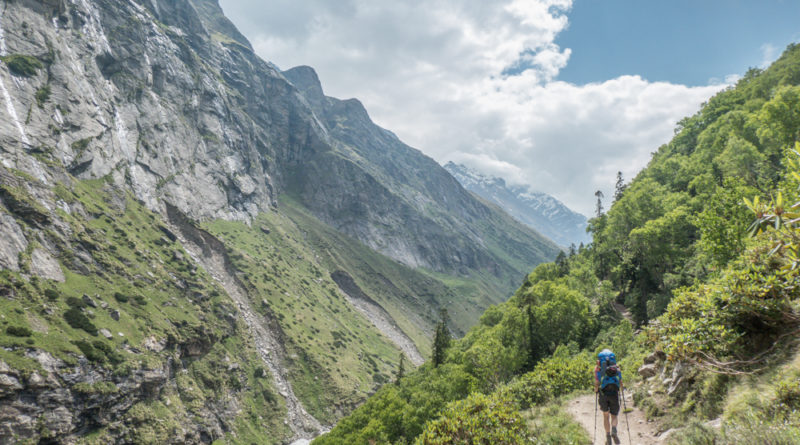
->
(113, 292, 129, 303)
(66, 296, 85, 308)
(73, 381, 119, 395)
(91, 340, 124, 365)
(35, 85, 50, 108)
(668, 415, 800, 445)
(64, 308, 98, 335)
(1, 54, 42, 77)
(44, 288, 59, 301)
(416, 393, 526, 445)
(315, 364, 476, 444)
(5, 326, 33, 337)
(503, 349, 592, 409)
(74, 340, 106, 362)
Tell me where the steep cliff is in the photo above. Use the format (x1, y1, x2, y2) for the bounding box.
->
(0, 0, 559, 443)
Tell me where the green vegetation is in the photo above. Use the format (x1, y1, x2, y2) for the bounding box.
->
(417, 393, 527, 444)
(524, 403, 590, 445)
(0, 175, 291, 444)
(5, 326, 33, 337)
(35, 85, 50, 108)
(203, 207, 415, 422)
(1, 54, 43, 77)
(317, 43, 800, 444)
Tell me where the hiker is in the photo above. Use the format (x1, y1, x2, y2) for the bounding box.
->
(594, 349, 622, 445)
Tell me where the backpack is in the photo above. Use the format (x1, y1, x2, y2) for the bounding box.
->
(597, 349, 620, 396)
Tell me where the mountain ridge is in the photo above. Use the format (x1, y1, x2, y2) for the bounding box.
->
(0, 0, 559, 443)
(444, 162, 590, 247)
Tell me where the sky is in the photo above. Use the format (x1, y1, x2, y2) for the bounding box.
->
(218, 0, 800, 216)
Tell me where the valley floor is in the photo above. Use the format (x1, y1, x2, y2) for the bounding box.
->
(566, 392, 663, 445)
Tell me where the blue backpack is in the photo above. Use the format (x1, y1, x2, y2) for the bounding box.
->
(598, 349, 621, 395)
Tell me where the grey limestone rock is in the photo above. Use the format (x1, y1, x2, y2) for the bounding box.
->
(0, 214, 27, 271)
(638, 363, 658, 378)
(30, 248, 65, 282)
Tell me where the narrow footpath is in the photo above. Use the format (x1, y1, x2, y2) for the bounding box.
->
(565, 392, 663, 445)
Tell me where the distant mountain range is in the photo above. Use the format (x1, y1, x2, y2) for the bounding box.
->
(445, 163, 590, 247)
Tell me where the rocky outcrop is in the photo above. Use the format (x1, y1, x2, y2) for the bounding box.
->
(0, 353, 169, 443)
(1, 0, 557, 281)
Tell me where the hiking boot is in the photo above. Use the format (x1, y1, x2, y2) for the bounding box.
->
(611, 427, 621, 444)
(606, 433, 612, 445)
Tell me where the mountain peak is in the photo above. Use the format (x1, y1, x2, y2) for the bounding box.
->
(445, 163, 590, 247)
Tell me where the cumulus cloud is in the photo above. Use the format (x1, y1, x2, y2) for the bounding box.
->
(219, 0, 727, 216)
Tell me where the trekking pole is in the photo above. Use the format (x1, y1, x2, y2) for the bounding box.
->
(620, 387, 632, 445)
(593, 391, 598, 445)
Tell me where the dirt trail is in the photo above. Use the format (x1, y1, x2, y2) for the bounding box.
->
(166, 209, 325, 443)
(612, 301, 634, 324)
(566, 393, 664, 445)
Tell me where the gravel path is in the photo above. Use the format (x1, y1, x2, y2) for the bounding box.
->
(566, 392, 664, 445)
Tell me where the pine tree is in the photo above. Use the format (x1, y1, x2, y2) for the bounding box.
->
(595, 190, 605, 217)
(526, 305, 544, 370)
(614, 171, 626, 203)
(555, 250, 568, 276)
(395, 353, 406, 384)
(432, 308, 451, 367)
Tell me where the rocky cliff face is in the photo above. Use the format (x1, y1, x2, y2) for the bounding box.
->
(445, 162, 590, 247)
(282, 66, 559, 276)
(0, 0, 559, 443)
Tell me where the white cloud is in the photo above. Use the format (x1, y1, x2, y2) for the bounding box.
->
(760, 43, 779, 68)
(219, 0, 727, 216)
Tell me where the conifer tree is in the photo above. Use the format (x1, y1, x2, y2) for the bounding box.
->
(432, 308, 451, 367)
(395, 353, 406, 384)
(614, 171, 626, 203)
(526, 305, 544, 370)
(595, 190, 604, 217)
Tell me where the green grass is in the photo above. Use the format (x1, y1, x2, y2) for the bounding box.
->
(1, 54, 42, 77)
(524, 402, 591, 445)
(35, 85, 50, 108)
(1, 176, 292, 443)
(204, 209, 406, 422)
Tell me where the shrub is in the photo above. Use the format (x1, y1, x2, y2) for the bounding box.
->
(44, 288, 59, 301)
(6, 326, 33, 337)
(1, 54, 42, 77)
(73, 381, 118, 395)
(91, 340, 124, 365)
(66, 296, 85, 308)
(35, 85, 50, 108)
(503, 350, 592, 409)
(113, 292, 129, 303)
(74, 340, 106, 362)
(64, 308, 98, 335)
(775, 378, 800, 413)
(416, 393, 527, 444)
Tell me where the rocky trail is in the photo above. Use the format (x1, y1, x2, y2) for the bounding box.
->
(566, 392, 664, 445)
(167, 213, 325, 443)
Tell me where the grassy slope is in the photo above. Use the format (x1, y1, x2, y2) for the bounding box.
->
(0, 177, 291, 444)
(202, 210, 407, 421)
